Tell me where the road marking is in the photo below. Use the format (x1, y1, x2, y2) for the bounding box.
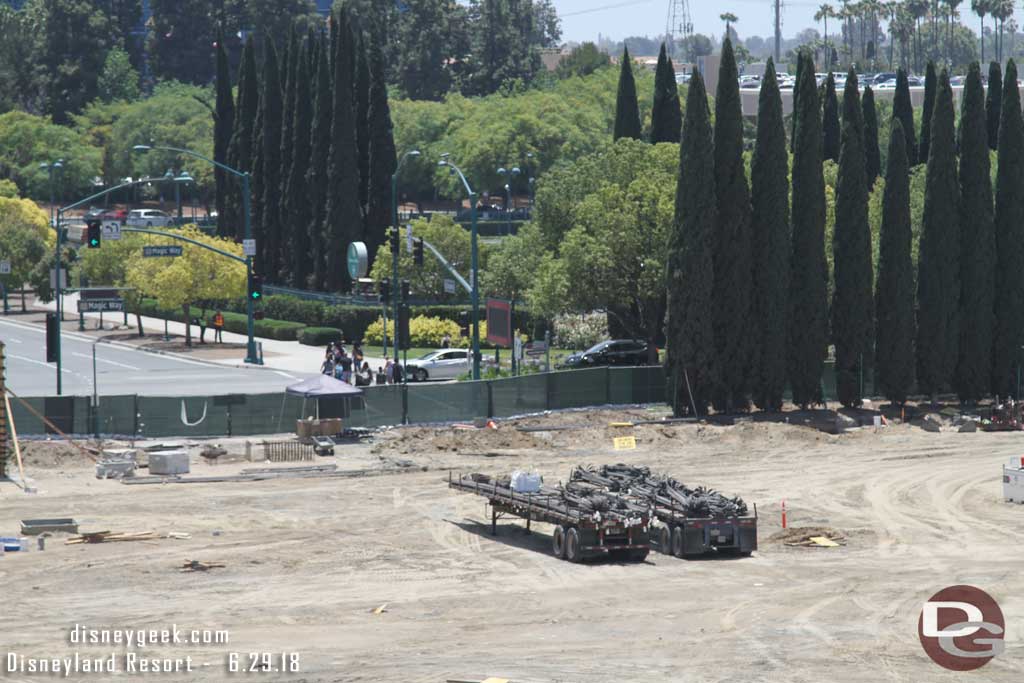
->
(71, 352, 140, 370)
(9, 353, 72, 373)
(0, 317, 94, 342)
(274, 371, 298, 380)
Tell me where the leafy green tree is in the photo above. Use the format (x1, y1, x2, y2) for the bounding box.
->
(0, 197, 49, 311)
(392, 0, 466, 100)
(822, 72, 841, 162)
(279, 25, 300, 240)
(365, 28, 398, 269)
(668, 70, 717, 415)
(324, 10, 363, 292)
(0, 4, 44, 114)
(916, 69, 960, 399)
(308, 32, 332, 290)
(956, 62, 995, 403)
(286, 34, 314, 289)
(257, 38, 284, 281)
(832, 70, 874, 408)
(749, 58, 790, 412)
(614, 47, 642, 141)
(555, 42, 610, 80)
(788, 52, 829, 409)
(41, 0, 113, 124)
(986, 60, 1002, 151)
(463, 0, 543, 96)
(874, 119, 915, 405)
(97, 47, 140, 103)
(919, 61, 937, 163)
(214, 30, 235, 238)
(862, 85, 881, 184)
(649, 43, 681, 144)
(226, 36, 258, 241)
(77, 232, 148, 333)
(991, 60, 1024, 397)
(712, 38, 752, 412)
(228, 0, 317, 42)
(483, 222, 546, 304)
(892, 68, 918, 164)
(149, 0, 215, 85)
(355, 32, 371, 212)
(0, 111, 101, 199)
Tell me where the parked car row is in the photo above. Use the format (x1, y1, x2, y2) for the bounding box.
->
(80, 207, 175, 227)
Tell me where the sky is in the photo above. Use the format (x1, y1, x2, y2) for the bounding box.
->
(551, 0, 1024, 44)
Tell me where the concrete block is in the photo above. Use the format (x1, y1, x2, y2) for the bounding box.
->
(958, 420, 978, 433)
(149, 450, 190, 475)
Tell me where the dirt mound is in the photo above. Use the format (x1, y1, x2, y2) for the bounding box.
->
(768, 526, 847, 546)
(371, 425, 546, 455)
(15, 441, 93, 470)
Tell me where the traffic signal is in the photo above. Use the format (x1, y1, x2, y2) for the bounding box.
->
(389, 228, 400, 255)
(86, 220, 101, 248)
(413, 237, 424, 266)
(45, 312, 59, 362)
(459, 311, 470, 338)
(379, 277, 391, 305)
(399, 305, 411, 350)
(248, 274, 263, 301)
(401, 279, 410, 301)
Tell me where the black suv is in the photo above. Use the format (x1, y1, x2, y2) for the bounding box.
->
(561, 340, 651, 368)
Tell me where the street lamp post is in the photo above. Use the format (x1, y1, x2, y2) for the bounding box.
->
(497, 166, 520, 236)
(439, 155, 481, 380)
(40, 160, 64, 395)
(133, 145, 259, 364)
(391, 150, 420, 363)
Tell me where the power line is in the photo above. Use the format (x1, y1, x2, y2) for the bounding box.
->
(560, 0, 657, 18)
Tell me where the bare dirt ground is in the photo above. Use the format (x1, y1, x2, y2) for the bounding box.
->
(2, 410, 1023, 682)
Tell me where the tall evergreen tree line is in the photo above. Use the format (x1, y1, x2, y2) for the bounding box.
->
(215, 7, 398, 292)
(668, 52, 1023, 412)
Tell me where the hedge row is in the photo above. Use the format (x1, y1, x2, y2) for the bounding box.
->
(137, 299, 306, 341)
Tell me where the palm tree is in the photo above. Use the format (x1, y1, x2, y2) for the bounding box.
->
(839, 2, 854, 64)
(862, 0, 883, 67)
(720, 12, 738, 39)
(883, 1, 900, 67)
(816, 4, 836, 67)
(992, 0, 1013, 62)
(1007, 17, 1018, 61)
(907, 0, 930, 71)
(946, 0, 963, 66)
(972, 0, 991, 63)
(891, 5, 916, 69)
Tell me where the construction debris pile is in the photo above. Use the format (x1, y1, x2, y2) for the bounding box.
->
(572, 464, 749, 518)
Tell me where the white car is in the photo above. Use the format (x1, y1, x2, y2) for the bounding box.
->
(126, 209, 172, 227)
(407, 349, 472, 381)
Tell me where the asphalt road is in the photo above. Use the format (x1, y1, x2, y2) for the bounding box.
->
(0, 318, 313, 397)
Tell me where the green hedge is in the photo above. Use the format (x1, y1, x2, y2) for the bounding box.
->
(138, 299, 306, 341)
(299, 327, 343, 346)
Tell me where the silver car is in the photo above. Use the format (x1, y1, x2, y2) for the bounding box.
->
(407, 349, 471, 381)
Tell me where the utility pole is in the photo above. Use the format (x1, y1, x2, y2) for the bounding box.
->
(774, 0, 783, 64)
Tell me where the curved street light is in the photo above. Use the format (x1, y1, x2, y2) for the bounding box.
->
(438, 156, 481, 380)
(390, 149, 421, 362)
(40, 160, 65, 393)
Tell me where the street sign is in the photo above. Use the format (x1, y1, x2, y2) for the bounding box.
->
(102, 221, 121, 241)
(77, 298, 124, 313)
(242, 239, 256, 257)
(143, 245, 183, 258)
(0, 260, 10, 275)
(49, 268, 67, 289)
(486, 298, 513, 348)
(406, 224, 413, 254)
(444, 279, 456, 294)
(347, 241, 368, 280)
(514, 335, 523, 360)
(525, 341, 547, 357)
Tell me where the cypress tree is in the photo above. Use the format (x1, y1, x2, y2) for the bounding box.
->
(257, 39, 283, 282)
(916, 69, 961, 399)
(822, 72, 841, 162)
(324, 10, 363, 292)
(613, 46, 642, 141)
(250, 76, 265, 263)
(308, 32, 332, 291)
(892, 68, 917, 164)
(667, 70, 717, 415)
(832, 69, 874, 408)
(956, 62, 996, 403)
(650, 42, 681, 144)
(991, 60, 1024, 397)
(788, 52, 829, 408)
(279, 24, 300, 237)
(287, 35, 314, 289)
(862, 85, 881, 184)
(712, 38, 753, 412)
(919, 61, 937, 164)
(986, 61, 1002, 151)
(226, 35, 258, 241)
(365, 28, 398, 268)
(214, 29, 235, 238)
(790, 49, 803, 153)
(750, 58, 790, 412)
(355, 32, 371, 212)
(875, 119, 915, 405)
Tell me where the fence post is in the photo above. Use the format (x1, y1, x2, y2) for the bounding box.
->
(605, 366, 611, 405)
(401, 382, 409, 425)
(486, 379, 494, 418)
(545, 369, 553, 411)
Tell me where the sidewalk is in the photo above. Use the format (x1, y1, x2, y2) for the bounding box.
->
(25, 293, 389, 375)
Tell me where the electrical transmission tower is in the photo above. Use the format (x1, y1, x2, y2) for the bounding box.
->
(665, 0, 693, 59)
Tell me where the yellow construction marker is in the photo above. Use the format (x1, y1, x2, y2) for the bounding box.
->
(609, 421, 635, 428)
(808, 536, 840, 547)
(613, 436, 637, 450)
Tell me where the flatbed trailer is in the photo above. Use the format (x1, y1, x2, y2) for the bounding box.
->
(448, 473, 651, 563)
(572, 466, 758, 558)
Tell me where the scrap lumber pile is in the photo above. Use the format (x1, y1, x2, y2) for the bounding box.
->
(65, 530, 191, 545)
(181, 560, 225, 572)
(572, 464, 749, 518)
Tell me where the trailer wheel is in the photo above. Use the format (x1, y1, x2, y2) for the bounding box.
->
(564, 527, 582, 563)
(671, 526, 685, 558)
(629, 548, 650, 562)
(658, 526, 672, 553)
(551, 525, 567, 558)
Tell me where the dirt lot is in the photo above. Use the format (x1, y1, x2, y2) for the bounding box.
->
(1, 410, 1023, 682)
